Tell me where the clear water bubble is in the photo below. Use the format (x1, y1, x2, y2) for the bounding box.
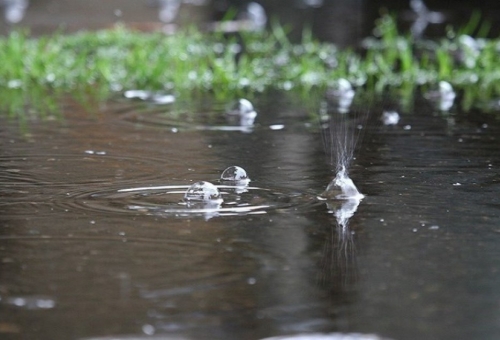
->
(226, 99, 257, 132)
(229, 98, 255, 115)
(183, 181, 222, 202)
(244, 2, 267, 30)
(381, 110, 400, 126)
(221, 166, 249, 182)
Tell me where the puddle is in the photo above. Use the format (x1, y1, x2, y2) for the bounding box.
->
(1, 91, 500, 340)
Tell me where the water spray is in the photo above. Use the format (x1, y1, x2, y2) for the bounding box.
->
(320, 79, 366, 203)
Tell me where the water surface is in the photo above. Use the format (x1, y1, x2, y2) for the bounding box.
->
(1, 92, 500, 340)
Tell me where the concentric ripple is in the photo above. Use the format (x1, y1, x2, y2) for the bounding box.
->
(62, 183, 321, 219)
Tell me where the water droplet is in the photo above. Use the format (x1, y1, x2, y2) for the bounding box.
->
(151, 93, 175, 105)
(381, 110, 400, 126)
(269, 124, 285, 130)
(230, 98, 255, 115)
(35, 299, 56, 309)
(322, 167, 363, 200)
(184, 181, 222, 202)
(226, 99, 257, 131)
(12, 298, 26, 307)
(142, 324, 155, 335)
(403, 125, 412, 130)
(124, 90, 175, 105)
(221, 166, 249, 182)
(242, 2, 267, 30)
(124, 90, 149, 100)
(247, 277, 257, 285)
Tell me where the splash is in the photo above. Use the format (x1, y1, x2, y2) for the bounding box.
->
(322, 165, 364, 200)
(320, 81, 366, 201)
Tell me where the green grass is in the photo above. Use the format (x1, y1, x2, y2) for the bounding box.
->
(1, 14, 500, 119)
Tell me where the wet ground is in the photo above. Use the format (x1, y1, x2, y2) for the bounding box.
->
(1, 90, 500, 340)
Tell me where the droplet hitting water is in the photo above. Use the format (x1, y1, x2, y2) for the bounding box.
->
(322, 166, 363, 200)
(320, 89, 366, 201)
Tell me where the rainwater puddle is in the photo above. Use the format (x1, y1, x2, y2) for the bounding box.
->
(1, 92, 500, 340)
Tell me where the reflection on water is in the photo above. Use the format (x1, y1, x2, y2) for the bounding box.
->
(1, 92, 500, 340)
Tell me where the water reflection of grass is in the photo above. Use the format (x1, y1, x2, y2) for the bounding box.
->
(1, 14, 500, 118)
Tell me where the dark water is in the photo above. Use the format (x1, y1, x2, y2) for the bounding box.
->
(1, 91, 500, 340)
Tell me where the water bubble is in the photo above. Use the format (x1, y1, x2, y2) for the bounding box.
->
(226, 99, 257, 132)
(381, 110, 400, 126)
(424, 81, 455, 111)
(439, 81, 455, 99)
(244, 2, 267, 30)
(221, 166, 249, 182)
(142, 324, 156, 335)
(229, 98, 255, 115)
(184, 181, 222, 202)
